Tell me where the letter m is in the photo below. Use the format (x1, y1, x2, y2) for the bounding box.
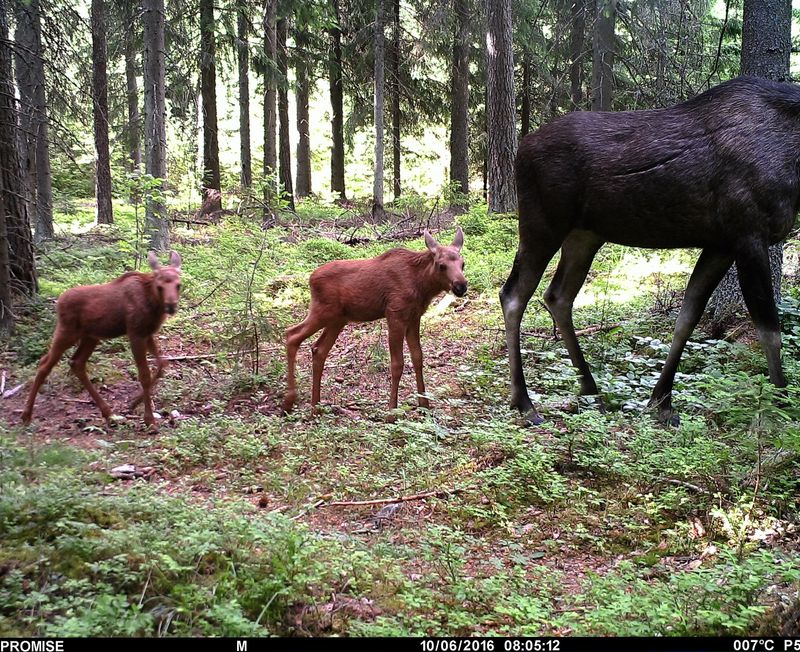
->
(236, 642, 247, 652)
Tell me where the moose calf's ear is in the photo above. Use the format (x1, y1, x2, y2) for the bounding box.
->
(424, 230, 438, 253)
(148, 251, 161, 270)
(451, 227, 464, 252)
(169, 250, 182, 271)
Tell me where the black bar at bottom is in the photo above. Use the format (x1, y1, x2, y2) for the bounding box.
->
(2, 637, 798, 652)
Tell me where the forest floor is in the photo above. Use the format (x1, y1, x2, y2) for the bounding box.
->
(2, 200, 800, 636)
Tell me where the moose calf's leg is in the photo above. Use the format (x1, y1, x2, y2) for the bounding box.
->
(650, 249, 734, 424)
(736, 248, 786, 388)
(405, 320, 429, 408)
(283, 317, 323, 413)
(69, 336, 112, 420)
(129, 336, 166, 410)
(542, 231, 603, 397)
(310, 322, 345, 411)
(500, 246, 560, 424)
(21, 327, 78, 424)
(129, 336, 156, 425)
(386, 317, 407, 415)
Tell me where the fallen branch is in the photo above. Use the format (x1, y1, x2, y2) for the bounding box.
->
(0, 370, 5, 395)
(171, 217, 211, 227)
(655, 477, 711, 494)
(326, 488, 464, 507)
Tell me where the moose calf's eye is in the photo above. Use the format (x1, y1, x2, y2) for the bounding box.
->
(439, 264, 446, 271)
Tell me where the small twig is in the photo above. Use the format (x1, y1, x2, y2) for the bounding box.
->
(2, 383, 24, 399)
(326, 488, 464, 507)
(63, 398, 94, 404)
(0, 370, 5, 395)
(162, 349, 257, 361)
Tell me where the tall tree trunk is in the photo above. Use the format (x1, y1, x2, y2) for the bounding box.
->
(709, 0, 791, 326)
(14, 0, 53, 243)
(1, 0, 37, 298)
(590, 0, 616, 111)
(372, 0, 385, 220)
(200, 0, 221, 214)
(143, 0, 169, 250)
(329, 0, 346, 199)
(237, 0, 252, 189)
(569, 0, 586, 108)
(295, 30, 312, 198)
(520, 52, 531, 136)
(92, 0, 113, 225)
(449, 0, 469, 199)
(125, 39, 141, 172)
(485, 0, 517, 213)
(0, 191, 12, 336)
(277, 17, 294, 211)
(390, 0, 400, 200)
(263, 0, 277, 178)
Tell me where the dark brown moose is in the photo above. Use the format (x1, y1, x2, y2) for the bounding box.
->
(22, 251, 183, 427)
(283, 229, 467, 418)
(501, 76, 798, 425)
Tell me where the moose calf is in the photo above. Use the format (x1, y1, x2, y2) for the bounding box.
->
(22, 251, 183, 427)
(283, 229, 467, 417)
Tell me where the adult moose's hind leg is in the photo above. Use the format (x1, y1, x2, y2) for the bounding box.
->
(69, 336, 113, 420)
(500, 244, 561, 424)
(21, 326, 79, 424)
(543, 230, 603, 398)
(736, 246, 786, 389)
(650, 249, 734, 424)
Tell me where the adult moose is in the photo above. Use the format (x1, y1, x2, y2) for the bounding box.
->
(283, 229, 467, 419)
(22, 251, 182, 427)
(501, 76, 799, 425)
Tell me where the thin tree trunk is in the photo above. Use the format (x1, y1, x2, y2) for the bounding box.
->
(591, 0, 616, 111)
(200, 0, 221, 214)
(329, 0, 346, 199)
(521, 53, 531, 136)
(125, 39, 141, 172)
(390, 0, 400, 200)
(295, 30, 312, 198)
(263, 0, 277, 177)
(277, 17, 294, 211)
(237, 0, 252, 189)
(569, 0, 586, 108)
(449, 0, 469, 199)
(1, 0, 37, 297)
(486, 0, 517, 213)
(372, 0, 385, 221)
(92, 0, 113, 225)
(143, 0, 169, 250)
(14, 0, 53, 243)
(0, 189, 12, 336)
(709, 0, 791, 325)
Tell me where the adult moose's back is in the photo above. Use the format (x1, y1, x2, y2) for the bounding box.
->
(501, 76, 800, 425)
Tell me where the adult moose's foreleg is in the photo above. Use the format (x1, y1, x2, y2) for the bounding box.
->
(650, 249, 734, 424)
(500, 244, 560, 425)
(543, 230, 603, 398)
(736, 246, 787, 389)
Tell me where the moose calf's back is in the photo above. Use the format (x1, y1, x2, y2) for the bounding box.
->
(57, 274, 168, 340)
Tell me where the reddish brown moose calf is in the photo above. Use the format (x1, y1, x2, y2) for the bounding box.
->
(283, 229, 467, 418)
(22, 251, 183, 427)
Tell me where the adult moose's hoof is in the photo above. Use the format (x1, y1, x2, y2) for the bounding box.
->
(521, 408, 544, 426)
(654, 405, 680, 427)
